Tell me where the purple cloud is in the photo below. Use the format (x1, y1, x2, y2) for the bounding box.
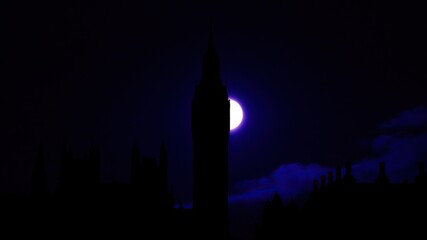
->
(230, 105, 427, 204)
(230, 163, 331, 204)
(380, 105, 427, 130)
(354, 132, 427, 183)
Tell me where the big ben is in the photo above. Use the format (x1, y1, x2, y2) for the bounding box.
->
(192, 28, 230, 238)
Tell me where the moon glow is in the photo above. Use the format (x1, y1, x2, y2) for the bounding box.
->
(229, 98, 243, 131)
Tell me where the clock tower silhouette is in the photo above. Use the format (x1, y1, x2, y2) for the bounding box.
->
(192, 27, 230, 238)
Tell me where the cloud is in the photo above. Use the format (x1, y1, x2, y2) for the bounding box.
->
(380, 106, 427, 130)
(230, 105, 427, 204)
(229, 163, 330, 204)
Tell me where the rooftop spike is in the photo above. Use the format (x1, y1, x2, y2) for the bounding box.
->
(201, 24, 221, 84)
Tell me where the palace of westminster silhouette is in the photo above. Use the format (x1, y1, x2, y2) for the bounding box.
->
(1, 30, 427, 239)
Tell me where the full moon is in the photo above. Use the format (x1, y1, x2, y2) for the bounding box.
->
(229, 98, 243, 131)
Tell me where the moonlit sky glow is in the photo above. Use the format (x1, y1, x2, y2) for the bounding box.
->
(229, 98, 243, 131)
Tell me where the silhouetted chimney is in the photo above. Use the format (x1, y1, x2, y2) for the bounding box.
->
(343, 161, 356, 184)
(313, 179, 319, 191)
(320, 175, 326, 188)
(345, 162, 352, 176)
(327, 171, 333, 185)
(336, 163, 342, 182)
(376, 161, 390, 184)
(379, 162, 385, 174)
(272, 192, 284, 210)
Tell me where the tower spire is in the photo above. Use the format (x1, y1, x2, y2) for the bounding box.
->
(207, 16, 214, 46)
(192, 22, 230, 238)
(201, 23, 220, 84)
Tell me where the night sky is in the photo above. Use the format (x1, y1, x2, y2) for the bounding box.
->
(2, 0, 427, 238)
